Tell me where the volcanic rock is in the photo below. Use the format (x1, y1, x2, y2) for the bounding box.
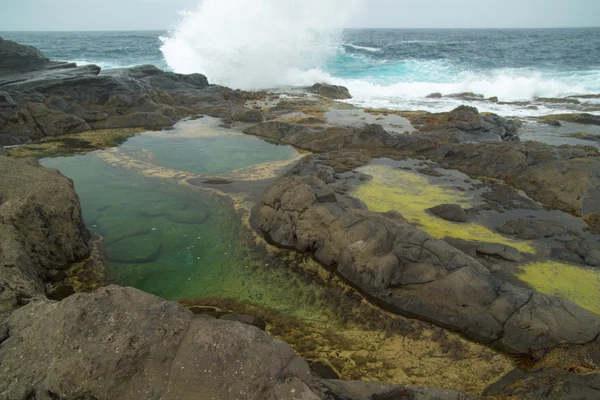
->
(308, 83, 352, 99)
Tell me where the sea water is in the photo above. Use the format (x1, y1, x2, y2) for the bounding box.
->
(3, 23, 599, 117)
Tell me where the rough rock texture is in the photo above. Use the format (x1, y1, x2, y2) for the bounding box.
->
(244, 113, 600, 224)
(0, 156, 90, 321)
(0, 37, 49, 73)
(255, 153, 600, 355)
(427, 204, 468, 223)
(429, 142, 600, 218)
(483, 345, 600, 400)
(0, 285, 474, 400)
(0, 38, 224, 145)
(308, 83, 352, 99)
(406, 106, 520, 141)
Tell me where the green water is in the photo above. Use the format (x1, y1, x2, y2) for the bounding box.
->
(40, 121, 329, 321)
(121, 129, 298, 175)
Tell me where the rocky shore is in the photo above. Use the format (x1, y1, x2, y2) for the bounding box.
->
(1, 37, 600, 399)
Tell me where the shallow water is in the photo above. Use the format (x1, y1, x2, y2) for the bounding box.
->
(40, 120, 322, 316)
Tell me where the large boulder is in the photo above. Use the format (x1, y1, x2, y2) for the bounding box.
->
(0, 285, 475, 400)
(308, 83, 352, 99)
(406, 106, 520, 141)
(255, 153, 600, 355)
(0, 36, 48, 73)
(0, 156, 90, 321)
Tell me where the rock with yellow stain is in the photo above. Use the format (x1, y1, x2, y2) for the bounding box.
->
(516, 261, 600, 315)
(352, 165, 535, 254)
(256, 153, 600, 355)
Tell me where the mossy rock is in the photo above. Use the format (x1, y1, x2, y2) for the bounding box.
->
(7, 128, 144, 158)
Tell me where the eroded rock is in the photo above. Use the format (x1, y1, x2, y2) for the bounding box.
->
(0, 156, 90, 322)
(255, 153, 600, 355)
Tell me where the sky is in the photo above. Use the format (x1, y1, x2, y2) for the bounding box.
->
(0, 0, 599, 31)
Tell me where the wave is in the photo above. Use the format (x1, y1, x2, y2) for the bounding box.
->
(289, 66, 600, 116)
(160, 0, 362, 90)
(342, 43, 381, 52)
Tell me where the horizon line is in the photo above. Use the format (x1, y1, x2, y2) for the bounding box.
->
(1, 26, 600, 33)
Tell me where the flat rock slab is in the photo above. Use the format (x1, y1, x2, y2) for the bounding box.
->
(476, 242, 523, 262)
(428, 204, 469, 223)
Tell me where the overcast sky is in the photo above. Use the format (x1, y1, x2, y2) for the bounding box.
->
(0, 0, 598, 31)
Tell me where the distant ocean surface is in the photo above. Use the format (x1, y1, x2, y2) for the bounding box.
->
(2, 28, 600, 116)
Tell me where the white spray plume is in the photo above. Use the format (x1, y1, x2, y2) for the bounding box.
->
(161, 0, 361, 89)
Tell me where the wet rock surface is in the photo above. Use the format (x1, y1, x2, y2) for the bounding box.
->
(308, 83, 352, 99)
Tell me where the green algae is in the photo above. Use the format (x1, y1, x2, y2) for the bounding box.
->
(515, 261, 600, 315)
(8, 128, 144, 158)
(353, 164, 535, 254)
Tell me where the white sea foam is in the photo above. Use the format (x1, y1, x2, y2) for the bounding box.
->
(160, 3, 599, 116)
(342, 43, 381, 52)
(161, 0, 361, 89)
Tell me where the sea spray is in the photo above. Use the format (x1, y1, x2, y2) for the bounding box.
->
(160, 0, 362, 89)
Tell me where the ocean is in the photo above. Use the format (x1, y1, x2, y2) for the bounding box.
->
(2, 28, 599, 117)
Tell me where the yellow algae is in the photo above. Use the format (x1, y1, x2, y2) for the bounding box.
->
(353, 165, 535, 254)
(516, 262, 600, 314)
(8, 128, 144, 158)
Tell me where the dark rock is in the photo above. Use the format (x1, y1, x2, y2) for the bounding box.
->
(308, 361, 340, 380)
(187, 306, 219, 315)
(0, 323, 8, 344)
(427, 204, 468, 223)
(538, 113, 600, 126)
(202, 179, 234, 185)
(426, 93, 442, 99)
(101, 111, 174, 129)
(430, 141, 600, 217)
(47, 283, 75, 300)
(417, 167, 444, 177)
(0, 36, 48, 73)
(318, 380, 475, 400)
(231, 107, 266, 123)
(219, 313, 267, 331)
(1, 40, 214, 144)
(497, 219, 565, 240)
(476, 243, 523, 262)
(47, 269, 68, 282)
(308, 83, 352, 99)
(446, 92, 484, 101)
(255, 153, 600, 355)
